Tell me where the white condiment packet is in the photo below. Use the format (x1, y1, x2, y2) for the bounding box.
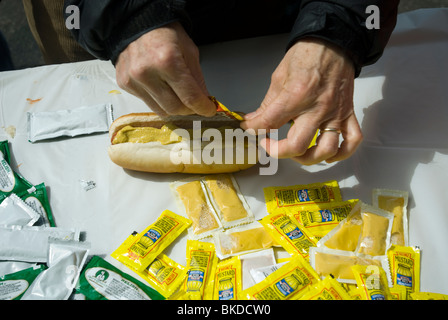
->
(239, 248, 276, 290)
(79, 180, 96, 192)
(0, 261, 38, 278)
(0, 225, 80, 263)
(27, 103, 114, 143)
(249, 261, 288, 284)
(0, 194, 40, 227)
(21, 238, 90, 300)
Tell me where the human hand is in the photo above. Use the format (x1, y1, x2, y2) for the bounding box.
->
(241, 38, 363, 165)
(115, 22, 216, 117)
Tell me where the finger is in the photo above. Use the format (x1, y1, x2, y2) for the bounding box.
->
(261, 112, 321, 159)
(137, 76, 196, 116)
(185, 49, 210, 97)
(116, 58, 171, 116)
(164, 65, 216, 117)
(125, 60, 194, 116)
(292, 123, 341, 165)
(118, 76, 169, 117)
(241, 88, 300, 133)
(326, 113, 363, 163)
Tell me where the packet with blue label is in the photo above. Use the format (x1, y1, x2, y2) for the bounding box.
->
(111, 210, 191, 272)
(264, 180, 342, 214)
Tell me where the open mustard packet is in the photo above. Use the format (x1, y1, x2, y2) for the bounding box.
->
(213, 222, 279, 259)
(372, 188, 409, 246)
(317, 201, 394, 257)
(171, 174, 254, 239)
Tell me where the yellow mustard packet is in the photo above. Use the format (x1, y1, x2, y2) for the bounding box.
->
(203, 174, 255, 229)
(111, 210, 191, 272)
(299, 275, 352, 300)
(372, 188, 409, 246)
(180, 240, 218, 300)
(260, 212, 317, 260)
(210, 96, 244, 121)
(319, 201, 394, 256)
(340, 282, 357, 292)
(347, 287, 362, 300)
(387, 245, 420, 296)
(318, 201, 363, 251)
(242, 254, 320, 300)
(309, 246, 390, 284)
(292, 199, 358, 240)
(171, 178, 223, 240)
(356, 204, 394, 257)
(213, 222, 278, 259)
(410, 292, 448, 300)
(351, 264, 393, 300)
(390, 286, 408, 300)
(138, 253, 187, 299)
(264, 180, 342, 214)
(276, 256, 293, 264)
(213, 256, 242, 300)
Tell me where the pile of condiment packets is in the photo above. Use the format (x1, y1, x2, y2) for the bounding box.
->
(1, 139, 447, 300)
(0, 140, 90, 300)
(83, 176, 446, 300)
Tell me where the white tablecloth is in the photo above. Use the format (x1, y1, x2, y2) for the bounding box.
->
(0, 8, 447, 295)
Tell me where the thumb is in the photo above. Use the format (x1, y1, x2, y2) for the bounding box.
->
(241, 89, 294, 132)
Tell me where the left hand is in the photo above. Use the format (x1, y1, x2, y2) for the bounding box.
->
(241, 38, 363, 165)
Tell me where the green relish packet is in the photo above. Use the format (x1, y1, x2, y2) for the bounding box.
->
(18, 183, 55, 227)
(76, 256, 165, 300)
(0, 264, 47, 300)
(0, 141, 34, 203)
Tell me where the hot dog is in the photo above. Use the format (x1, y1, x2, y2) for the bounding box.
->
(108, 112, 259, 174)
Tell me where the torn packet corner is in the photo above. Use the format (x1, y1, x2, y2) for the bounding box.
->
(79, 180, 97, 192)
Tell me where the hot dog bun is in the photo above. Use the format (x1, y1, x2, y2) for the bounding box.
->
(108, 112, 258, 174)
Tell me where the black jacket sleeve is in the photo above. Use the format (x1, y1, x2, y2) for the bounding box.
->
(64, 0, 191, 64)
(64, 0, 399, 76)
(288, 0, 399, 76)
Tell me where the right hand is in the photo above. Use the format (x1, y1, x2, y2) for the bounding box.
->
(115, 22, 216, 117)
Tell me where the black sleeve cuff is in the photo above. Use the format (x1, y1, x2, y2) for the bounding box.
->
(286, 1, 379, 77)
(65, 0, 191, 64)
(105, 1, 191, 65)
